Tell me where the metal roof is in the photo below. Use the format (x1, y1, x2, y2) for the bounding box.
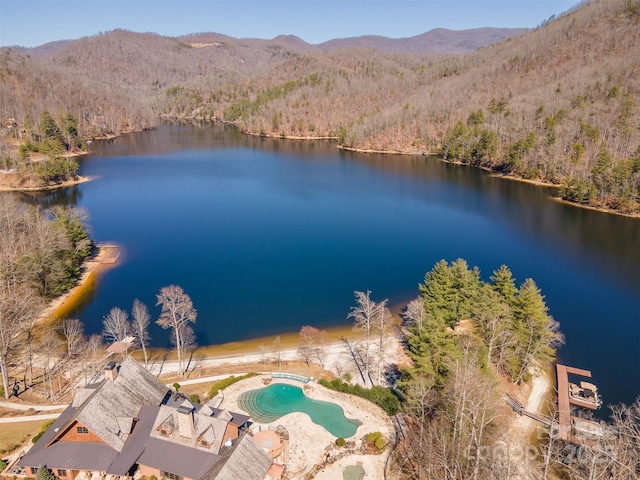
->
(137, 437, 220, 479)
(20, 442, 118, 471)
(20, 405, 77, 465)
(19, 358, 261, 480)
(108, 406, 159, 476)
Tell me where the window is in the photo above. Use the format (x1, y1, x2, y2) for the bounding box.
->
(160, 471, 182, 480)
(77, 426, 89, 434)
(57, 470, 67, 477)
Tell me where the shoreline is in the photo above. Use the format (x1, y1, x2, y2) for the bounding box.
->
(513, 366, 554, 434)
(37, 243, 122, 325)
(36, 240, 360, 351)
(10, 117, 632, 217)
(139, 324, 362, 364)
(212, 119, 640, 218)
(0, 174, 93, 192)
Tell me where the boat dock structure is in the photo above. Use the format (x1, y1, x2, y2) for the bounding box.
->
(506, 363, 607, 444)
(555, 364, 603, 442)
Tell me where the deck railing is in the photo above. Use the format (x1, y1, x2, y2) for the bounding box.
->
(271, 372, 310, 383)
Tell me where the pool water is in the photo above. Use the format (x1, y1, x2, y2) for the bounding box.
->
(343, 464, 366, 480)
(238, 383, 361, 438)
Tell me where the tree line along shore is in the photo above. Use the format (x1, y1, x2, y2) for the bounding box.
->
(2, 204, 639, 479)
(1, 0, 639, 215)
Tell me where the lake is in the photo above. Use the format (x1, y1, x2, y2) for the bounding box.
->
(34, 123, 640, 408)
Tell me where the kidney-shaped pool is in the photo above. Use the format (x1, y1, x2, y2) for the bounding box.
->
(238, 383, 361, 438)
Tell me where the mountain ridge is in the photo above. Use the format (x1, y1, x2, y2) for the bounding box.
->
(0, 0, 638, 214)
(5, 26, 526, 56)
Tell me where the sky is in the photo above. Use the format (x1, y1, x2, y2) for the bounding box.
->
(1, 0, 580, 48)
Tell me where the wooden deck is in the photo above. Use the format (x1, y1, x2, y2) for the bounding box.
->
(97, 243, 120, 264)
(507, 365, 603, 444)
(505, 393, 552, 426)
(556, 364, 599, 441)
(556, 364, 573, 441)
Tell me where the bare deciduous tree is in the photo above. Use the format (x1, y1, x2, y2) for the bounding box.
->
(272, 335, 282, 370)
(102, 306, 131, 344)
(36, 328, 63, 402)
(131, 299, 151, 367)
(348, 290, 380, 386)
(78, 333, 104, 386)
(402, 297, 427, 334)
(395, 337, 504, 479)
(547, 397, 640, 480)
(257, 344, 269, 370)
(170, 323, 198, 376)
(374, 299, 394, 385)
(298, 325, 328, 369)
(58, 318, 84, 358)
(0, 280, 38, 399)
(156, 285, 197, 377)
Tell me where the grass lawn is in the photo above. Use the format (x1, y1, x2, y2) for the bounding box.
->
(0, 420, 48, 456)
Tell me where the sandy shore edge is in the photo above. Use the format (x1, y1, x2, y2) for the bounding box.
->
(37, 243, 121, 324)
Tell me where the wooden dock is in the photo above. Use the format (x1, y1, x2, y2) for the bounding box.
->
(556, 364, 599, 442)
(97, 243, 120, 264)
(507, 365, 605, 444)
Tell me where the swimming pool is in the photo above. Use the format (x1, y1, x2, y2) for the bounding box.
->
(238, 383, 361, 438)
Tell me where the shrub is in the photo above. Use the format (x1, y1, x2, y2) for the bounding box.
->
(335, 437, 346, 447)
(189, 394, 200, 404)
(365, 431, 387, 450)
(172, 383, 181, 391)
(208, 372, 257, 398)
(31, 420, 55, 444)
(318, 378, 400, 416)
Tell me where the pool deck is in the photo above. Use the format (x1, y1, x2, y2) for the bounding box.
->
(220, 375, 394, 479)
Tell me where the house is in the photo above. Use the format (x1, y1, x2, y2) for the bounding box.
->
(20, 357, 278, 480)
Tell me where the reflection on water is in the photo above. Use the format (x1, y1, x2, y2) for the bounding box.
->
(19, 185, 84, 209)
(30, 123, 639, 410)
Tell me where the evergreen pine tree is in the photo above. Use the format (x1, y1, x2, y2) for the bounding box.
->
(490, 264, 518, 306)
(36, 466, 57, 480)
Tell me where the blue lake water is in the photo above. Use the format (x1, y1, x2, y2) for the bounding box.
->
(31, 123, 639, 409)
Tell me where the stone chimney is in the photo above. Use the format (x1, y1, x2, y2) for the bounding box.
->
(104, 361, 118, 381)
(177, 405, 195, 438)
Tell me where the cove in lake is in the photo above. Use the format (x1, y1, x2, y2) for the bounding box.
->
(30, 123, 639, 410)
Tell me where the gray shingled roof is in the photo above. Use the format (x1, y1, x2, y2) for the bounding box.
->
(210, 407, 250, 427)
(149, 404, 229, 453)
(201, 434, 273, 480)
(137, 437, 221, 479)
(20, 358, 264, 480)
(76, 357, 170, 450)
(20, 358, 169, 471)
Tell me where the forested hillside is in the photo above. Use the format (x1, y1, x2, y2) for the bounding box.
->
(1, 0, 638, 214)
